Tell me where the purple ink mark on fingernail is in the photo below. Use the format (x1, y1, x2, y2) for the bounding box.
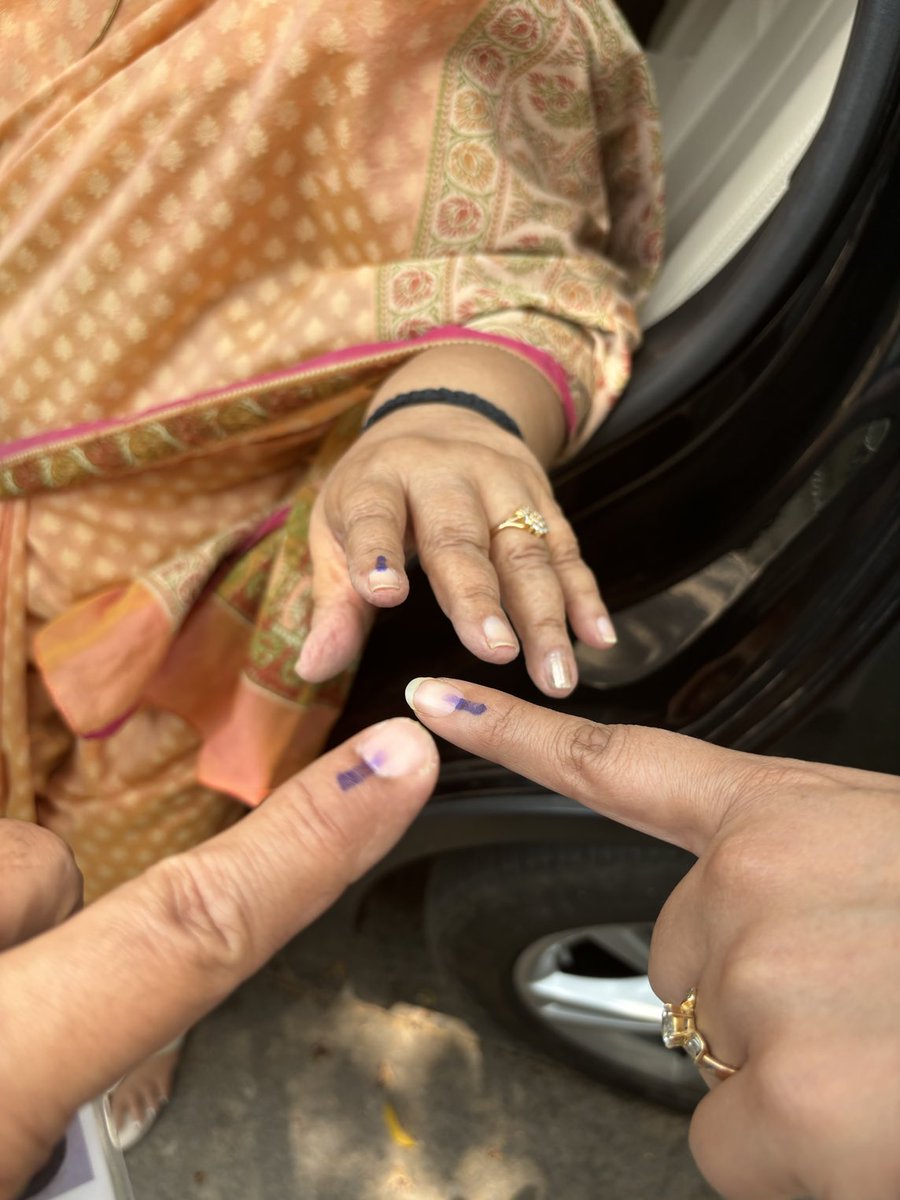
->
(375, 555, 388, 571)
(337, 761, 375, 791)
(362, 747, 387, 771)
(453, 697, 487, 715)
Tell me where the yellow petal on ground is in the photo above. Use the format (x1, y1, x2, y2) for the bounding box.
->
(382, 1100, 418, 1148)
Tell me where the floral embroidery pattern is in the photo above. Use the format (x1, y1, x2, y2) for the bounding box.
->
(436, 194, 486, 241)
(447, 141, 497, 190)
(487, 5, 544, 52)
(377, 0, 663, 444)
(527, 72, 591, 128)
(0, 380, 337, 496)
(146, 520, 262, 625)
(452, 88, 494, 134)
(390, 268, 439, 313)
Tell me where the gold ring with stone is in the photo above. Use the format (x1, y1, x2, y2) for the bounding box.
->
(661, 989, 738, 1082)
(492, 507, 549, 538)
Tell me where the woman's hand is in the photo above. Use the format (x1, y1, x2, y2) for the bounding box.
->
(406, 676, 900, 1200)
(0, 719, 438, 1198)
(297, 401, 614, 698)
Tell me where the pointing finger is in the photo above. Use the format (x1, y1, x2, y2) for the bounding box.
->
(0, 718, 438, 1190)
(405, 676, 757, 854)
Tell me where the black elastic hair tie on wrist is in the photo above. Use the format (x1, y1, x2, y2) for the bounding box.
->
(362, 388, 524, 441)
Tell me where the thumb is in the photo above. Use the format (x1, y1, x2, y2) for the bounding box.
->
(296, 500, 375, 682)
(405, 677, 756, 854)
(0, 718, 438, 1193)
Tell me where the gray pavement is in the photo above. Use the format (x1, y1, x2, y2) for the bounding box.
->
(128, 879, 715, 1200)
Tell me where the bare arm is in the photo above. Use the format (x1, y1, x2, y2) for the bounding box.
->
(366, 343, 567, 466)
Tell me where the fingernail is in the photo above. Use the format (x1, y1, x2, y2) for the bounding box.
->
(597, 615, 618, 646)
(352, 718, 434, 779)
(483, 614, 517, 650)
(545, 650, 574, 692)
(368, 556, 402, 592)
(405, 677, 487, 717)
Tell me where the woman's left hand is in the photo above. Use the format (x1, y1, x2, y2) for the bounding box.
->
(295, 402, 614, 697)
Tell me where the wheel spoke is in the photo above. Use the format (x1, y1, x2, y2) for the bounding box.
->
(516, 926, 664, 1036)
(585, 923, 653, 974)
(524, 969, 661, 1032)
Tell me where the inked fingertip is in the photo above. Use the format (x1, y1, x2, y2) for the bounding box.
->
(405, 677, 488, 718)
(336, 760, 375, 791)
(355, 716, 436, 778)
(407, 677, 458, 716)
(367, 557, 404, 594)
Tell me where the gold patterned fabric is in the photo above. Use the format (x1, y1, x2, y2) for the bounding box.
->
(0, 0, 663, 897)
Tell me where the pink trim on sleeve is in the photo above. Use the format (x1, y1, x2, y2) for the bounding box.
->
(0, 325, 575, 461)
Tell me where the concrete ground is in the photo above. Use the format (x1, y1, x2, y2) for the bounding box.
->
(128, 877, 715, 1200)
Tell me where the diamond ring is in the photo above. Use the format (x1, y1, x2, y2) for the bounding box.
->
(492, 507, 549, 538)
(662, 989, 738, 1082)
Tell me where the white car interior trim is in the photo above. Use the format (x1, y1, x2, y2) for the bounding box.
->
(642, 0, 857, 326)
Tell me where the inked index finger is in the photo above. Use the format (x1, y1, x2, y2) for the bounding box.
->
(405, 676, 748, 854)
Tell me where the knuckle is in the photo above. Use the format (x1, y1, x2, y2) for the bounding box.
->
(580, 721, 640, 781)
(518, 459, 551, 488)
(547, 525, 584, 567)
(716, 929, 781, 1011)
(500, 539, 551, 569)
(0, 819, 59, 867)
(420, 523, 487, 558)
(522, 612, 567, 637)
(550, 543, 586, 572)
(701, 833, 772, 900)
(342, 498, 399, 538)
(715, 916, 813, 1033)
(749, 1042, 840, 1141)
(444, 582, 500, 611)
(730, 758, 824, 809)
(144, 855, 257, 976)
(1, 822, 82, 917)
(547, 718, 622, 800)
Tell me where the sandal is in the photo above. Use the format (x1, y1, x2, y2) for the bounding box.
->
(106, 1035, 185, 1151)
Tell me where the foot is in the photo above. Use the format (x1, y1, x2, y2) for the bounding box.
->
(108, 1037, 184, 1151)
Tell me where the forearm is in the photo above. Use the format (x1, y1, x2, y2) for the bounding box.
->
(367, 344, 566, 466)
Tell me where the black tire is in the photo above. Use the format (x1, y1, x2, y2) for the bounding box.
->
(425, 841, 704, 1111)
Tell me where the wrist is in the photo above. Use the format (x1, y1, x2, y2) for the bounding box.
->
(363, 389, 524, 442)
(357, 401, 518, 446)
(367, 343, 566, 465)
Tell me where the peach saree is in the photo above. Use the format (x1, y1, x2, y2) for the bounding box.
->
(0, 0, 662, 892)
